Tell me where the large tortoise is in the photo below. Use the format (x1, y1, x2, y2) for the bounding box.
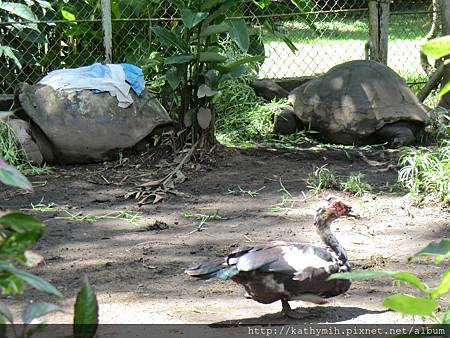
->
(275, 60, 430, 147)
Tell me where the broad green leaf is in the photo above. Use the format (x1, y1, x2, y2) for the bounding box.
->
(166, 68, 183, 90)
(74, 278, 98, 338)
(0, 45, 22, 69)
(152, 26, 189, 52)
(164, 54, 194, 65)
(411, 239, 450, 264)
(0, 302, 13, 324)
(0, 263, 63, 298)
(197, 84, 216, 98)
(383, 294, 438, 316)
(225, 55, 265, 70)
(443, 306, 450, 324)
(0, 158, 32, 191)
(201, 0, 227, 10)
(329, 271, 427, 291)
(438, 81, 450, 98)
(0, 2, 37, 21)
(199, 52, 226, 63)
(0, 213, 45, 234)
(22, 303, 62, 324)
(181, 8, 208, 29)
(201, 0, 234, 30)
(200, 23, 229, 37)
(329, 271, 391, 281)
(228, 19, 249, 52)
(421, 36, 450, 60)
(430, 267, 450, 299)
(60, 9, 75, 21)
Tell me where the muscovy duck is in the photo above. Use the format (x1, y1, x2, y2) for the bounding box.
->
(185, 196, 354, 319)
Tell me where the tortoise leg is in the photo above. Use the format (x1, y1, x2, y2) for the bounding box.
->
(375, 123, 416, 147)
(281, 299, 315, 320)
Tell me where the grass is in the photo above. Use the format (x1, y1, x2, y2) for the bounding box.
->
(398, 143, 450, 204)
(306, 166, 340, 192)
(263, 13, 432, 45)
(0, 119, 51, 176)
(180, 209, 224, 234)
(214, 77, 318, 148)
(227, 185, 266, 197)
(27, 200, 141, 224)
(342, 173, 372, 196)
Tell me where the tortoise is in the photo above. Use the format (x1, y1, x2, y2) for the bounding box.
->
(275, 60, 430, 147)
(16, 83, 173, 164)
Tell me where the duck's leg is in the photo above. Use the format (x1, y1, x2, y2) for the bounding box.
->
(281, 299, 315, 320)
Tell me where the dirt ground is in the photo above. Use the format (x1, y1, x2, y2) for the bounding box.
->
(1, 145, 448, 325)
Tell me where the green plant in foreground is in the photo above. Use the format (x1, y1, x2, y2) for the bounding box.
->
(341, 173, 372, 196)
(306, 166, 340, 192)
(0, 155, 98, 336)
(330, 239, 450, 324)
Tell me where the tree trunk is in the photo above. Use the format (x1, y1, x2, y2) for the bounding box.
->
(439, 0, 450, 108)
(420, 0, 441, 75)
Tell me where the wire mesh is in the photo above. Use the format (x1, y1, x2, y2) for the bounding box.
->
(0, 0, 440, 97)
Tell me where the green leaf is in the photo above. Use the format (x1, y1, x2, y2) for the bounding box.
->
(228, 19, 249, 52)
(438, 81, 450, 98)
(329, 271, 427, 291)
(430, 267, 450, 299)
(22, 303, 62, 324)
(166, 68, 183, 90)
(383, 294, 438, 316)
(201, 0, 234, 30)
(197, 84, 216, 98)
(0, 110, 15, 120)
(0, 302, 13, 324)
(0, 213, 45, 234)
(225, 55, 265, 71)
(421, 36, 450, 60)
(201, 0, 227, 10)
(411, 239, 450, 264)
(0, 158, 32, 191)
(152, 26, 189, 52)
(180, 8, 208, 29)
(0, 45, 22, 69)
(443, 306, 450, 324)
(0, 2, 37, 21)
(200, 23, 229, 37)
(199, 52, 226, 63)
(74, 278, 98, 338)
(60, 8, 76, 21)
(164, 54, 194, 65)
(329, 270, 391, 281)
(0, 263, 63, 298)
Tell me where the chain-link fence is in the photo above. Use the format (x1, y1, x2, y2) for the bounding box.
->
(0, 0, 439, 98)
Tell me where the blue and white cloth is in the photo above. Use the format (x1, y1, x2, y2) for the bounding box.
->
(39, 63, 145, 108)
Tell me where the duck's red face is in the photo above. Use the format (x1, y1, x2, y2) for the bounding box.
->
(329, 199, 352, 216)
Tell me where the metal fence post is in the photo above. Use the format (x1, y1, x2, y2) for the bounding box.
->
(368, 0, 390, 64)
(101, 0, 112, 63)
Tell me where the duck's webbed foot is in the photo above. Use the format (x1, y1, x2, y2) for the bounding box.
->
(281, 299, 316, 320)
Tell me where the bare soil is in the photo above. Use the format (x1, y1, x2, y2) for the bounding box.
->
(1, 145, 448, 324)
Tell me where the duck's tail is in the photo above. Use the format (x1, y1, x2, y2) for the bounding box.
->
(185, 259, 239, 281)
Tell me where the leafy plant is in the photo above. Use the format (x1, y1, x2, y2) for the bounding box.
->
(151, 0, 265, 148)
(398, 144, 450, 204)
(306, 165, 340, 192)
(330, 239, 450, 323)
(341, 173, 372, 196)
